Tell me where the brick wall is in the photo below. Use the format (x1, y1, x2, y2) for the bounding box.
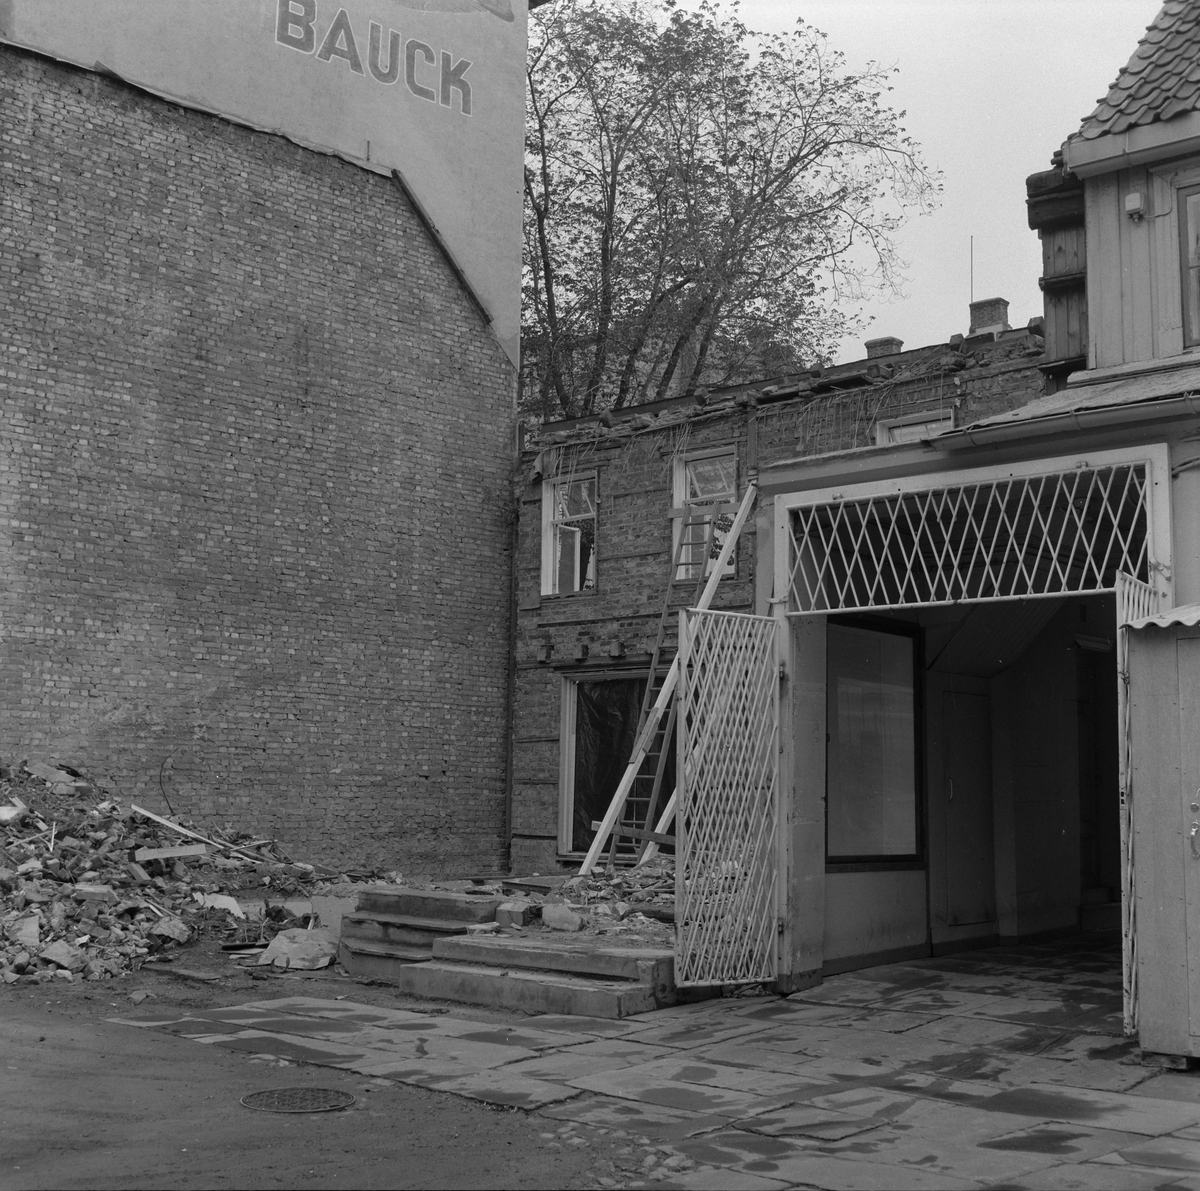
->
(0, 48, 516, 874)
(511, 333, 1045, 871)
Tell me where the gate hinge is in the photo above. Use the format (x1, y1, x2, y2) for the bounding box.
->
(776, 918, 786, 935)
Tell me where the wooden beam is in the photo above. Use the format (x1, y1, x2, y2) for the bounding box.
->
(591, 820, 676, 847)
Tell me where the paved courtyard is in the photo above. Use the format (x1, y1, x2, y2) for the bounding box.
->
(114, 935, 1200, 1189)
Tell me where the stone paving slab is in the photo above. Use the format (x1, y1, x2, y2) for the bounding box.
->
(977, 1083, 1200, 1136)
(110, 937, 1200, 1189)
(672, 1130, 977, 1190)
(542, 1092, 735, 1141)
(613, 1019, 772, 1051)
(665, 1167, 789, 1190)
(498, 1038, 676, 1081)
(416, 1067, 583, 1109)
(567, 1062, 788, 1118)
(1104, 1135, 1200, 1172)
(1000, 1160, 1198, 1189)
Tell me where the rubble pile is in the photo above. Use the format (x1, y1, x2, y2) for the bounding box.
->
(454, 858, 676, 941)
(0, 762, 333, 985)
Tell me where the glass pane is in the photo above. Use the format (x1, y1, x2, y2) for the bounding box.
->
(686, 456, 735, 502)
(556, 478, 595, 520)
(554, 521, 595, 592)
(827, 625, 917, 857)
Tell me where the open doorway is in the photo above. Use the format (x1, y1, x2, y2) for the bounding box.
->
(822, 595, 1122, 971)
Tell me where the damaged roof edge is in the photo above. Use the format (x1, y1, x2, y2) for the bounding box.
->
(933, 391, 1200, 450)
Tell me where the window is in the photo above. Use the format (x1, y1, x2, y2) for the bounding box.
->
(1181, 184, 1200, 346)
(542, 473, 596, 595)
(673, 449, 737, 581)
(826, 621, 921, 862)
(873, 410, 954, 446)
(558, 674, 676, 854)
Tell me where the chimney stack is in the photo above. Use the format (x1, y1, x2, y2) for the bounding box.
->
(865, 336, 904, 359)
(969, 297, 1010, 336)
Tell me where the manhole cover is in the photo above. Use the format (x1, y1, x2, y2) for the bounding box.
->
(241, 1087, 356, 1113)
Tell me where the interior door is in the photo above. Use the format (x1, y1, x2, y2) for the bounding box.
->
(943, 690, 996, 926)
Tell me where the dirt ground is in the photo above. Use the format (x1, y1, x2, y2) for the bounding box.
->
(1, 944, 662, 1191)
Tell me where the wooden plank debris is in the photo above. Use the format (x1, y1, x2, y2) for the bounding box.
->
(133, 843, 208, 863)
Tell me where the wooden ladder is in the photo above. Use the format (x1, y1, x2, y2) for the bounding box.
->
(605, 510, 715, 867)
(580, 483, 758, 875)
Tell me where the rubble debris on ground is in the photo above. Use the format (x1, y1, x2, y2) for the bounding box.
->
(453, 858, 677, 945)
(0, 762, 393, 986)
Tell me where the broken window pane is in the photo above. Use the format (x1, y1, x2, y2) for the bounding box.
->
(678, 453, 736, 580)
(826, 624, 918, 858)
(548, 476, 596, 593)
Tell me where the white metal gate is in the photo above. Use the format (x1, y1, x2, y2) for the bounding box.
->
(784, 458, 1154, 614)
(676, 608, 780, 987)
(1116, 571, 1164, 1035)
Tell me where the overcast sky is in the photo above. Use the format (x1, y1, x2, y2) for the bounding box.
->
(726, 0, 1162, 362)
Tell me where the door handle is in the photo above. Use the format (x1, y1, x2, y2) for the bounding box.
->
(1190, 823, 1200, 860)
(947, 779, 954, 802)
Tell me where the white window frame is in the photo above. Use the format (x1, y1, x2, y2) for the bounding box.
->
(672, 446, 738, 582)
(541, 470, 598, 596)
(873, 409, 955, 446)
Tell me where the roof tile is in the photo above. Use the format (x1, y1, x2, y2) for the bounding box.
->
(1077, 1, 1200, 140)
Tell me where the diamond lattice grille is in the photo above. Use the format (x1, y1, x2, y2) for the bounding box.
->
(1116, 571, 1162, 1038)
(676, 609, 779, 987)
(787, 464, 1150, 613)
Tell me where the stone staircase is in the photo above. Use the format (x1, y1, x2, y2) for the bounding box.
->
(337, 886, 679, 1018)
(392, 935, 677, 1018)
(337, 887, 502, 978)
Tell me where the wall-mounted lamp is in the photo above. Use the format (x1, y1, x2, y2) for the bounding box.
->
(1125, 191, 1146, 223)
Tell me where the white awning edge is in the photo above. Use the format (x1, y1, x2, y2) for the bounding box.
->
(1126, 603, 1200, 631)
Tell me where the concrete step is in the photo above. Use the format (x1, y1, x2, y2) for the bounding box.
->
(341, 913, 472, 951)
(355, 887, 502, 923)
(433, 936, 672, 993)
(389, 959, 661, 1018)
(338, 939, 432, 980)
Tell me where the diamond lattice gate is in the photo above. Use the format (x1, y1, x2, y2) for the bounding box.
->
(786, 461, 1152, 614)
(1116, 571, 1164, 1036)
(675, 609, 780, 987)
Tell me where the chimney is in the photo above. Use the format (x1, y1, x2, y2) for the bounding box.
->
(865, 336, 904, 359)
(968, 297, 1010, 336)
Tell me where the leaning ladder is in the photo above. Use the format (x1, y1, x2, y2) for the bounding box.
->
(603, 507, 716, 867)
(579, 482, 758, 875)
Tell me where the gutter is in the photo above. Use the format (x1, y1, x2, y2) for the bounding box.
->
(932, 393, 1200, 451)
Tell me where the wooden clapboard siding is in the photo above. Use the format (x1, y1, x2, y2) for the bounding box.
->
(1152, 170, 1185, 358)
(1123, 167, 1157, 363)
(1040, 222, 1087, 362)
(1088, 174, 1125, 369)
(1130, 628, 1189, 1057)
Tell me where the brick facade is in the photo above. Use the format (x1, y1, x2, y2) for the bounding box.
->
(0, 48, 516, 874)
(512, 328, 1046, 872)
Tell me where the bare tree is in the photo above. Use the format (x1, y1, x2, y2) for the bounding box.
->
(522, 0, 941, 420)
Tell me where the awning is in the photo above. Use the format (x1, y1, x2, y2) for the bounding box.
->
(1126, 603, 1200, 631)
